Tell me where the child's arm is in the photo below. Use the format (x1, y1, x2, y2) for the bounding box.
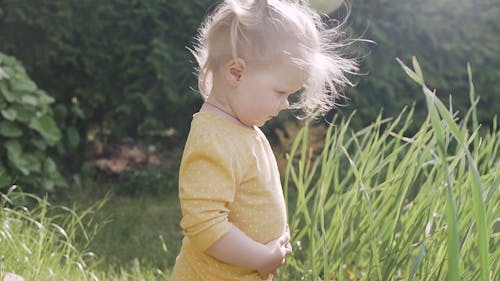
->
(179, 136, 292, 278)
(206, 224, 291, 279)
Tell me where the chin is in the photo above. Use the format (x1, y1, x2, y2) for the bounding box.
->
(256, 120, 268, 127)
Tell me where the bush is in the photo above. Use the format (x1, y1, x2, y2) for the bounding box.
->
(0, 52, 65, 191)
(0, 0, 215, 143)
(338, 0, 500, 132)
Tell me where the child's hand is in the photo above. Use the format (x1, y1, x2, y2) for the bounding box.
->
(257, 226, 293, 280)
(281, 224, 292, 258)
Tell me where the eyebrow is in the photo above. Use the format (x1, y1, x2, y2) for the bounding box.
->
(277, 88, 298, 95)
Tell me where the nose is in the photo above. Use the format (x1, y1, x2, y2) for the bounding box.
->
(279, 98, 290, 112)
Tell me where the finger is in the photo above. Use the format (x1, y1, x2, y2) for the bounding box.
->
(280, 234, 289, 245)
(285, 243, 293, 255)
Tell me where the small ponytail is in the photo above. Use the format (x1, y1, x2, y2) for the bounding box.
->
(226, 0, 269, 17)
(226, 0, 270, 61)
(252, 0, 269, 14)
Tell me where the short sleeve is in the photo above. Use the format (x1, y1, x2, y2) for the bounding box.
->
(178, 135, 236, 252)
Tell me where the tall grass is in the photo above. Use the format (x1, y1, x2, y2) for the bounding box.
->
(0, 186, 171, 281)
(280, 58, 499, 280)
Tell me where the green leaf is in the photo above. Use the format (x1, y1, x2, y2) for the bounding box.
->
(11, 77, 37, 92)
(42, 178, 55, 191)
(54, 104, 68, 119)
(115, 104, 131, 115)
(31, 138, 48, 150)
(1, 108, 17, 121)
(71, 105, 85, 118)
(23, 153, 42, 173)
(411, 56, 424, 84)
(0, 95, 6, 110)
(37, 90, 55, 105)
(4, 140, 30, 175)
(396, 58, 424, 86)
(11, 104, 36, 122)
(0, 120, 23, 137)
(434, 98, 464, 144)
(0, 83, 16, 102)
(466, 151, 490, 281)
(0, 163, 12, 188)
(43, 158, 67, 188)
(409, 244, 426, 281)
(4, 140, 22, 159)
(29, 115, 62, 144)
(21, 94, 38, 106)
(67, 127, 80, 148)
(47, 164, 67, 188)
(44, 158, 57, 174)
(0, 67, 9, 79)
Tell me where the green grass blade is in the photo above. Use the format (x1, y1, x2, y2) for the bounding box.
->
(465, 151, 490, 281)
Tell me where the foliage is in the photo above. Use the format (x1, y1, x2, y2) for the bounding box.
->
(338, 0, 500, 132)
(310, 0, 344, 14)
(0, 0, 215, 143)
(114, 164, 180, 197)
(0, 52, 66, 191)
(278, 59, 499, 280)
(1, 0, 498, 155)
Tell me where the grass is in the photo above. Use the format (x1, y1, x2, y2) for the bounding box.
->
(65, 157, 184, 270)
(278, 58, 499, 280)
(87, 192, 183, 280)
(0, 185, 180, 281)
(1, 58, 498, 280)
(0, 158, 184, 281)
(83, 192, 182, 270)
(1, 186, 105, 280)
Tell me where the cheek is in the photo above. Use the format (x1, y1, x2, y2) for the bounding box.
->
(242, 88, 274, 110)
(236, 80, 280, 117)
(256, 92, 281, 113)
(246, 97, 272, 115)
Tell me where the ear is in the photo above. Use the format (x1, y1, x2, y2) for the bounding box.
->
(224, 58, 246, 86)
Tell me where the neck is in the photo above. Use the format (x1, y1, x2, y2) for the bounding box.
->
(202, 99, 253, 129)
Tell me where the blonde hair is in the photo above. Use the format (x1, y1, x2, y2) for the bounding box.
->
(190, 0, 359, 117)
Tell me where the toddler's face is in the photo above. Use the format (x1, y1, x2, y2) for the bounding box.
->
(231, 58, 307, 127)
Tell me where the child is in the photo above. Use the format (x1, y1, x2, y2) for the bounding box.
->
(170, 0, 357, 280)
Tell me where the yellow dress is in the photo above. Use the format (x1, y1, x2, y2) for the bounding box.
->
(170, 111, 288, 281)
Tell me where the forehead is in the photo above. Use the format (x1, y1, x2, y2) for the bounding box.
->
(269, 57, 308, 89)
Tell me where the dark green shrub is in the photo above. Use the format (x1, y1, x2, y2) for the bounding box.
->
(334, 0, 500, 132)
(0, 0, 215, 144)
(0, 52, 66, 191)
